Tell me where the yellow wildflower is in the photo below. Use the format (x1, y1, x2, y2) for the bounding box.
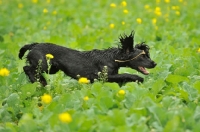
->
(78, 77, 90, 84)
(109, 23, 115, 29)
(32, 0, 38, 3)
(118, 90, 126, 95)
(41, 94, 52, 104)
(110, 3, 116, 8)
(155, 7, 161, 11)
(0, 68, 10, 76)
(123, 9, 129, 14)
(43, 8, 48, 13)
(172, 6, 176, 10)
(52, 10, 57, 15)
(46, 0, 51, 3)
(121, 21, 125, 25)
(165, 0, 170, 3)
(121, 1, 127, 7)
(46, 54, 54, 59)
(156, 0, 160, 3)
(172, 6, 180, 10)
(83, 96, 89, 101)
(179, 0, 183, 2)
(175, 11, 180, 15)
(59, 112, 72, 123)
(198, 48, 200, 52)
(136, 18, 142, 24)
(144, 5, 150, 9)
(154, 7, 162, 16)
(18, 3, 23, 8)
(152, 18, 157, 25)
(43, 26, 47, 30)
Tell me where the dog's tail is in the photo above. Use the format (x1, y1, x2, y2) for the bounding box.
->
(18, 43, 38, 59)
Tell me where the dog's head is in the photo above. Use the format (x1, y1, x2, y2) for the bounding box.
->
(116, 31, 156, 75)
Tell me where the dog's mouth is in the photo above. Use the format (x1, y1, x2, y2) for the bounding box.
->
(138, 66, 149, 75)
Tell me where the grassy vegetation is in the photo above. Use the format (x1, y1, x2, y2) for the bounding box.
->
(0, 0, 200, 131)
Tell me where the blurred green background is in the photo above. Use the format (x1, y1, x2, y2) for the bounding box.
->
(0, 0, 200, 131)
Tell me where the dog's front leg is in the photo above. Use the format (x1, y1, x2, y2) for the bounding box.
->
(108, 73, 144, 83)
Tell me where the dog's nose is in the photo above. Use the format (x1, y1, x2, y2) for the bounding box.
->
(153, 62, 157, 67)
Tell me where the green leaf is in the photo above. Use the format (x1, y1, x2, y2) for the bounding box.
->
(163, 116, 182, 132)
(166, 74, 189, 84)
(108, 109, 126, 126)
(194, 106, 200, 121)
(179, 89, 189, 102)
(152, 79, 165, 94)
(98, 96, 114, 111)
(20, 83, 37, 98)
(193, 81, 200, 94)
(104, 83, 120, 91)
(91, 82, 102, 97)
(6, 93, 20, 108)
(18, 113, 38, 132)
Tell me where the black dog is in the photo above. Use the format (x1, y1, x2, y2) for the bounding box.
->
(19, 31, 156, 86)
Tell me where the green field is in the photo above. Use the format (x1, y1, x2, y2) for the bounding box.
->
(0, 0, 200, 131)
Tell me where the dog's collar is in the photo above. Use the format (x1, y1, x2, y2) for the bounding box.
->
(115, 50, 145, 62)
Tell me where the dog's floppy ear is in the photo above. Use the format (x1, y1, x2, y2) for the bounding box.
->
(119, 31, 135, 54)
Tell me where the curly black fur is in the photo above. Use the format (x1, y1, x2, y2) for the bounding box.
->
(19, 31, 156, 86)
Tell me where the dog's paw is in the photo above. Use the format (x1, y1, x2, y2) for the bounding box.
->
(135, 77, 144, 83)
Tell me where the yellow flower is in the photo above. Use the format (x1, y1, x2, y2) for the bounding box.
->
(52, 10, 57, 15)
(198, 48, 200, 52)
(171, 6, 176, 10)
(175, 11, 180, 15)
(78, 77, 90, 84)
(154, 7, 162, 16)
(109, 23, 115, 29)
(155, 7, 161, 12)
(179, 0, 183, 2)
(152, 18, 157, 25)
(32, 0, 38, 3)
(83, 96, 89, 101)
(156, 0, 160, 3)
(121, 1, 127, 7)
(46, 0, 51, 3)
(165, 0, 170, 3)
(59, 112, 72, 123)
(0, 68, 10, 76)
(110, 3, 116, 8)
(43, 26, 47, 30)
(41, 94, 52, 104)
(121, 21, 125, 25)
(144, 5, 150, 9)
(172, 6, 180, 10)
(118, 90, 126, 95)
(18, 3, 23, 8)
(43, 8, 48, 13)
(123, 9, 129, 14)
(46, 54, 54, 59)
(136, 18, 142, 24)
